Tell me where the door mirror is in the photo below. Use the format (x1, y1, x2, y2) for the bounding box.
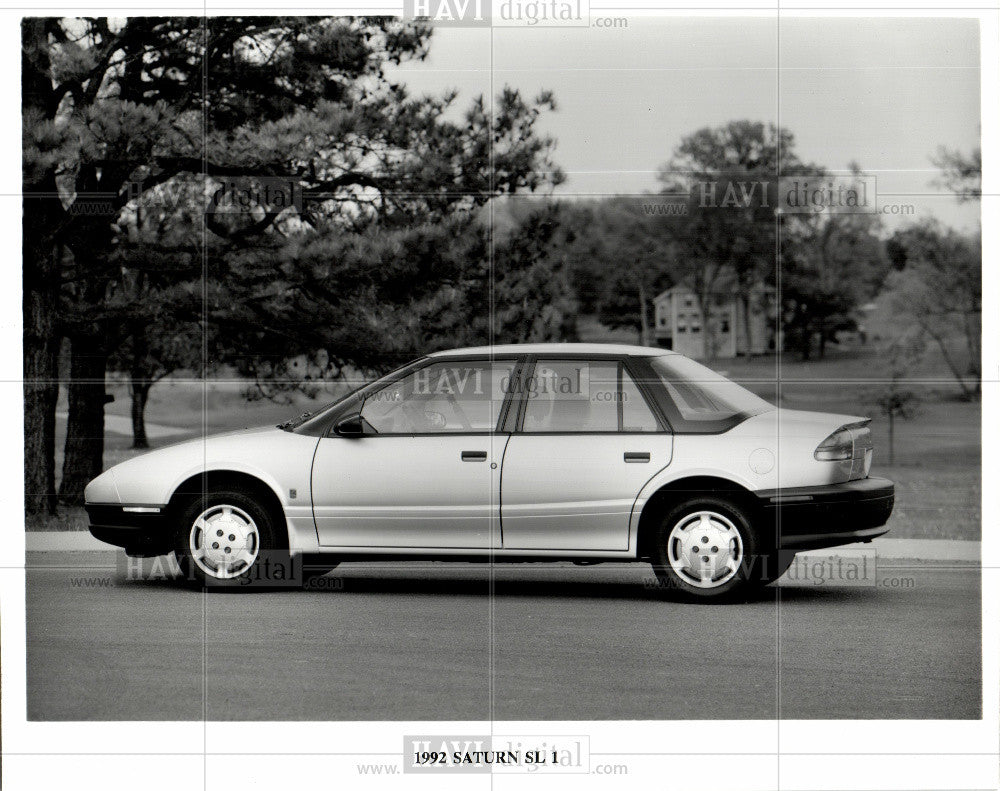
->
(333, 413, 365, 437)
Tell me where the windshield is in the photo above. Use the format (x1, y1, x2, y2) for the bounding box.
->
(280, 358, 429, 433)
(649, 355, 772, 423)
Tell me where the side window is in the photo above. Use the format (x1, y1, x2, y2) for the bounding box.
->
(521, 360, 661, 433)
(361, 360, 515, 434)
(621, 367, 660, 431)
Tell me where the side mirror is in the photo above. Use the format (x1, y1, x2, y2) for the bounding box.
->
(333, 413, 365, 438)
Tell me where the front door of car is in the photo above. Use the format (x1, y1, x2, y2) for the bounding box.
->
(310, 358, 516, 548)
(499, 358, 672, 551)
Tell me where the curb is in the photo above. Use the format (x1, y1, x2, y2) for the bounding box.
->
(24, 532, 981, 562)
(799, 538, 980, 563)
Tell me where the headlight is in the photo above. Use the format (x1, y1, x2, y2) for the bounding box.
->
(814, 427, 854, 461)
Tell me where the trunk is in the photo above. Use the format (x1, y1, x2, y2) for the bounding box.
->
(23, 291, 59, 515)
(963, 308, 981, 398)
(23, 211, 62, 516)
(887, 410, 895, 466)
(799, 327, 812, 361)
(818, 328, 827, 360)
(741, 293, 754, 360)
(925, 326, 973, 400)
(22, 20, 62, 516)
(59, 334, 109, 505)
(637, 281, 650, 346)
(697, 292, 712, 362)
(130, 376, 152, 449)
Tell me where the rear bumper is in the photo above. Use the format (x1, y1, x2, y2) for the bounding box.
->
(85, 503, 173, 557)
(755, 477, 894, 551)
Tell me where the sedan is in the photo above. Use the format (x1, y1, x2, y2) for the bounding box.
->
(85, 343, 894, 599)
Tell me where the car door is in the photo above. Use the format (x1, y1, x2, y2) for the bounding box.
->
(310, 357, 517, 548)
(499, 357, 672, 551)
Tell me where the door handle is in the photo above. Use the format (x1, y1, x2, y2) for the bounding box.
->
(624, 452, 650, 463)
(461, 450, 488, 462)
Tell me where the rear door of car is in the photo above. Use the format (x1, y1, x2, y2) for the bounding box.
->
(499, 355, 672, 551)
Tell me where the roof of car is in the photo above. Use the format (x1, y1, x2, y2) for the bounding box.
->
(428, 343, 675, 358)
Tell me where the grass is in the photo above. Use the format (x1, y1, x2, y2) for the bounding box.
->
(30, 349, 980, 541)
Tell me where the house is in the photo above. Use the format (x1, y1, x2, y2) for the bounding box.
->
(653, 284, 778, 359)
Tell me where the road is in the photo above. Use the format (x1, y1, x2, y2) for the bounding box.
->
(26, 551, 980, 720)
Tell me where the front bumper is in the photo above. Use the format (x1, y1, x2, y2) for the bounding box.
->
(85, 503, 173, 557)
(755, 477, 894, 551)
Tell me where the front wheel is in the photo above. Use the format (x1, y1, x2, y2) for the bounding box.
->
(648, 496, 767, 601)
(174, 489, 289, 589)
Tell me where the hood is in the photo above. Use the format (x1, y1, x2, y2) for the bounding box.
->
(147, 423, 281, 453)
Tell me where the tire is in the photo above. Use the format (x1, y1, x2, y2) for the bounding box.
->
(648, 495, 767, 601)
(174, 488, 290, 590)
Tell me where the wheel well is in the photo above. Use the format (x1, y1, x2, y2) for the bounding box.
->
(167, 471, 289, 549)
(635, 476, 761, 560)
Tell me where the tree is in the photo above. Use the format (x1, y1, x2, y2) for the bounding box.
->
(23, 17, 564, 505)
(884, 224, 981, 399)
(656, 121, 800, 359)
(780, 172, 890, 360)
(869, 331, 924, 465)
(22, 19, 66, 514)
(557, 198, 678, 345)
(932, 145, 981, 202)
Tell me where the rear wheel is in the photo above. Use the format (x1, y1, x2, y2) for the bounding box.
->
(174, 488, 289, 589)
(649, 496, 767, 601)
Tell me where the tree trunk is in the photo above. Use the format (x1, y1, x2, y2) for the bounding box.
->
(887, 410, 895, 465)
(741, 293, 754, 359)
(22, 19, 62, 516)
(799, 327, 812, 361)
(697, 292, 712, 362)
(925, 326, 973, 400)
(59, 334, 109, 505)
(637, 281, 650, 346)
(130, 376, 152, 449)
(23, 287, 60, 515)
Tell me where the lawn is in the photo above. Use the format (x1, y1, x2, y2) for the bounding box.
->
(30, 348, 981, 541)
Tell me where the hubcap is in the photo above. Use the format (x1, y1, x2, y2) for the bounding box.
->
(666, 510, 744, 589)
(189, 505, 260, 579)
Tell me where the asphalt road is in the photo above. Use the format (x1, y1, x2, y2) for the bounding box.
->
(26, 551, 980, 720)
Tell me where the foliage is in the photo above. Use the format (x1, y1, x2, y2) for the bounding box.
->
(884, 223, 981, 399)
(931, 146, 981, 202)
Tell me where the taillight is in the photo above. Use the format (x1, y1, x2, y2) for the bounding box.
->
(814, 427, 854, 461)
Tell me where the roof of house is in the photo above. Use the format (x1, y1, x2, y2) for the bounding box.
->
(654, 284, 776, 302)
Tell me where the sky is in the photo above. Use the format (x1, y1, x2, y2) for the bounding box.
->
(389, 16, 982, 232)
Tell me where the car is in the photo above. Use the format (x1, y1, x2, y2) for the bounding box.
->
(85, 343, 894, 599)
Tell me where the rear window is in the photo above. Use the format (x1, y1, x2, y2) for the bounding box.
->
(648, 355, 772, 428)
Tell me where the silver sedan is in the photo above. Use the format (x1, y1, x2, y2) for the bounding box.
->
(85, 343, 894, 600)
